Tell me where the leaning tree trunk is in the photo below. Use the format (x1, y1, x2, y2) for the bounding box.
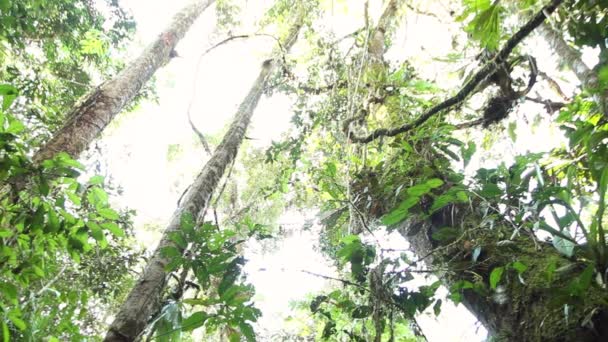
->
(538, 23, 607, 115)
(393, 202, 608, 341)
(32, 0, 215, 163)
(103, 18, 304, 342)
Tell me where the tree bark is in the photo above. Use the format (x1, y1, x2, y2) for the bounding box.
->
(103, 18, 304, 342)
(32, 0, 215, 163)
(393, 202, 608, 341)
(538, 22, 607, 115)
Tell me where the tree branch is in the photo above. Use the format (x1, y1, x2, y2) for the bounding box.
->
(349, 0, 564, 143)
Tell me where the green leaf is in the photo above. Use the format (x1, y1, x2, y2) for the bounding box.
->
(322, 321, 336, 339)
(598, 65, 608, 90)
(508, 122, 517, 142)
(161, 246, 181, 258)
(67, 192, 82, 206)
(489, 266, 504, 289)
(381, 197, 419, 226)
(461, 141, 476, 168)
(425, 178, 444, 189)
(430, 194, 455, 212)
(6, 118, 24, 134)
(88, 175, 105, 185)
(54, 152, 84, 169)
(168, 231, 188, 249)
(98, 207, 120, 220)
(0, 84, 18, 110)
(480, 183, 502, 198)
(7, 313, 25, 331)
(552, 231, 575, 257)
(545, 259, 557, 283)
(101, 222, 124, 237)
(0, 0, 10, 12)
(228, 331, 240, 342)
(239, 322, 256, 342)
(88, 221, 104, 241)
(431, 227, 459, 242)
(310, 295, 328, 313)
(512, 261, 527, 275)
(351, 305, 372, 318)
(180, 212, 196, 236)
(0, 282, 18, 303)
(433, 299, 442, 316)
(2, 322, 9, 342)
(87, 187, 108, 206)
(182, 311, 208, 331)
(407, 184, 431, 196)
(0, 229, 13, 238)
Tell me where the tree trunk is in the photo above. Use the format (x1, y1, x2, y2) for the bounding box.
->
(33, 0, 215, 163)
(393, 202, 608, 341)
(538, 23, 607, 115)
(103, 18, 304, 342)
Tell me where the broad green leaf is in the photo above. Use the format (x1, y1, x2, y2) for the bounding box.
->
(7, 313, 25, 331)
(239, 322, 256, 342)
(180, 212, 196, 236)
(426, 178, 444, 189)
(407, 184, 431, 196)
(381, 197, 419, 226)
(88, 221, 104, 241)
(430, 194, 455, 212)
(512, 261, 527, 274)
(101, 222, 124, 237)
(351, 305, 372, 318)
(552, 231, 575, 257)
(431, 227, 459, 242)
(182, 312, 208, 331)
(480, 183, 502, 197)
(0, 282, 18, 302)
(461, 141, 476, 168)
(0, 84, 18, 110)
(433, 299, 442, 316)
(508, 122, 517, 142)
(98, 207, 120, 220)
(0, 0, 10, 12)
(489, 266, 504, 289)
(228, 331, 240, 342)
(161, 246, 181, 258)
(88, 175, 105, 185)
(2, 322, 9, 342)
(310, 295, 328, 313)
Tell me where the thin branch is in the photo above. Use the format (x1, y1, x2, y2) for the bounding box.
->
(298, 269, 367, 289)
(524, 95, 566, 112)
(349, 0, 564, 143)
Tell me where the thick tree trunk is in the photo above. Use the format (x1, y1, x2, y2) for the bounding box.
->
(538, 23, 607, 115)
(394, 203, 608, 341)
(103, 19, 303, 342)
(32, 0, 215, 163)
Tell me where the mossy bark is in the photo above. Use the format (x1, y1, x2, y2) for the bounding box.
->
(395, 203, 608, 341)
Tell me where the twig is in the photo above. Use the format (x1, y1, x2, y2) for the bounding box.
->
(349, 0, 564, 143)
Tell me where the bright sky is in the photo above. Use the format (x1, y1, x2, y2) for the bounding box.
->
(94, 0, 593, 340)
